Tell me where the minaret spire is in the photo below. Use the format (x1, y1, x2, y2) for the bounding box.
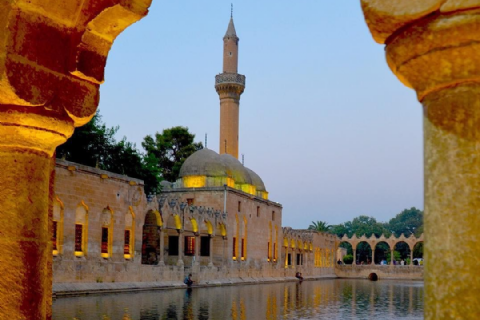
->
(215, 11, 245, 159)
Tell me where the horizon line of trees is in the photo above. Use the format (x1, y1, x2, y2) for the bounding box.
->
(56, 110, 203, 195)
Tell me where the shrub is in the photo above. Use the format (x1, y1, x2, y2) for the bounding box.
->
(343, 254, 353, 265)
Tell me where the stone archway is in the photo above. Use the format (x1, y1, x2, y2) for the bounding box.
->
(356, 241, 372, 265)
(394, 241, 411, 265)
(374, 241, 391, 265)
(141, 210, 161, 265)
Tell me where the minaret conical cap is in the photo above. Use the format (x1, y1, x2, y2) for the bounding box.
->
(224, 17, 238, 38)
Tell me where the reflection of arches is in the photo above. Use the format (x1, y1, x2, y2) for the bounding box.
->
(100, 207, 114, 258)
(74, 201, 89, 257)
(52, 196, 64, 256)
(356, 241, 372, 264)
(124, 207, 135, 259)
(142, 210, 161, 265)
(374, 241, 391, 264)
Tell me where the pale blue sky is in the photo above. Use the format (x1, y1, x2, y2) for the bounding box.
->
(99, 1, 423, 228)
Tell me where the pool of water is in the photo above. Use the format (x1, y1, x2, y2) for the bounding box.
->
(52, 279, 424, 320)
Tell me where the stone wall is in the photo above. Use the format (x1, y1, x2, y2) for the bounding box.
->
(335, 265, 424, 280)
(52, 161, 337, 287)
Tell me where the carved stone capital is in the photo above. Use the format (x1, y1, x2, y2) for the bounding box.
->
(362, 1, 480, 101)
(0, 0, 152, 154)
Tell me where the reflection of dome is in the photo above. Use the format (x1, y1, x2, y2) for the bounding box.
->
(179, 148, 228, 178)
(178, 148, 268, 199)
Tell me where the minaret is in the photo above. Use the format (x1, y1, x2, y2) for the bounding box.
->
(215, 12, 245, 159)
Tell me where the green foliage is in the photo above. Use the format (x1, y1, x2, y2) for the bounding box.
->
(413, 242, 424, 258)
(387, 250, 402, 263)
(343, 254, 353, 265)
(56, 111, 162, 195)
(57, 112, 118, 168)
(330, 224, 349, 238)
(387, 207, 424, 237)
(308, 221, 331, 232)
(142, 126, 203, 182)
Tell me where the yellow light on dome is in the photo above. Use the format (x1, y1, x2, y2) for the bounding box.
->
(183, 175, 206, 188)
(227, 177, 235, 188)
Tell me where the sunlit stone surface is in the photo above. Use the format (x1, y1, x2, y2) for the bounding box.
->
(361, 1, 480, 318)
(0, 1, 152, 319)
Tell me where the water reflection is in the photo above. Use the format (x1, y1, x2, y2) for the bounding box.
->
(53, 279, 423, 320)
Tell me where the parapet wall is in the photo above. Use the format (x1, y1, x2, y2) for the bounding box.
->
(335, 265, 424, 280)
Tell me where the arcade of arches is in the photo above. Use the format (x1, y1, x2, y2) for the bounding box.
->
(338, 234, 424, 265)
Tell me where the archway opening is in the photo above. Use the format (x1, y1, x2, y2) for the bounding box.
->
(394, 241, 411, 265)
(356, 241, 372, 265)
(141, 210, 161, 265)
(339, 241, 353, 264)
(374, 241, 391, 265)
(413, 242, 424, 265)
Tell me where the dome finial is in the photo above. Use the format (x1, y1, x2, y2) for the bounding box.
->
(231, 3, 233, 18)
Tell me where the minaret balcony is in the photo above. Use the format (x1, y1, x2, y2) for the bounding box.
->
(215, 73, 246, 87)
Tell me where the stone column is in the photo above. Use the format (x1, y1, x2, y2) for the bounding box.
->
(371, 248, 375, 265)
(0, 1, 151, 319)
(352, 249, 356, 266)
(159, 228, 165, 266)
(410, 249, 414, 266)
(361, 1, 480, 317)
(208, 235, 214, 267)
(390, 245, 394, 266)
(177, 231, 184, 266)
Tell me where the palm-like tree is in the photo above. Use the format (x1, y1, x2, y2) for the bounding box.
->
(308, 221, 331, 232)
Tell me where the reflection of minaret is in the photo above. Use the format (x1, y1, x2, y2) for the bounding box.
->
(215, 11, 245, 159)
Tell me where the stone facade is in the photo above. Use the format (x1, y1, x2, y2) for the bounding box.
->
(52, 160, 337, 286)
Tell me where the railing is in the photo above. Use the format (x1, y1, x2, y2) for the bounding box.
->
(215, 73, 246, 86)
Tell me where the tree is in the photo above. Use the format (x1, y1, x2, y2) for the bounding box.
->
(387, 207, 424, 237)
(330, 224, 351, 238)
(56, 111, 162, 195)
(142, 126, 203, 182)
(308, 221, 331, 232)
(350, 215, 390, 238)
(56, 112, 118, 168)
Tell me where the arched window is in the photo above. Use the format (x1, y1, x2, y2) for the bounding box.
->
(124, 207, 135, 260)
(268, 222, 272, 262)
(232, 215, 238, 261)
(75, 203, 88, 257)
(274, 226, 278, 262)
(241, 217, 247, 261)
(52, 197, 64, 256)
(101, 207, 113, 258)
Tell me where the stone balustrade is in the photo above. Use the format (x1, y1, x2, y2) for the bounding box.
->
(215, 73, 246, 87)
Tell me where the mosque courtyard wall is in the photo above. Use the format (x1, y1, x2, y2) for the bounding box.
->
(52, 160, 336, 289)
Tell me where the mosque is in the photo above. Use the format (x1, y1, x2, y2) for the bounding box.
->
(51, 15, 337, 288)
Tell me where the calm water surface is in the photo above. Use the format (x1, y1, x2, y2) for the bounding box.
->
(52, 279, 424, 320)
